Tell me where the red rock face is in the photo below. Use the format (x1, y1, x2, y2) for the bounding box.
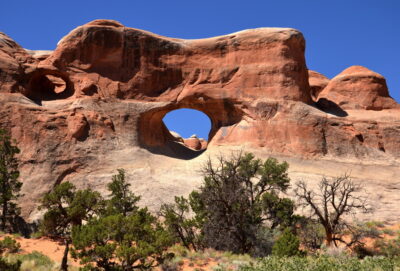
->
(0, 20, 399, 220)
(308, 70, 330, 101)
(317, 66, 399, 110)
(0, 32, 36, 93)
(183, 137, 202, 150)
(40, 20, 311, 103)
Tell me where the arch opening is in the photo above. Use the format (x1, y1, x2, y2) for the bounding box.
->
(26, 71, 74, 103)
(137, 96, 244, 159)
(163, 108, 211, 151)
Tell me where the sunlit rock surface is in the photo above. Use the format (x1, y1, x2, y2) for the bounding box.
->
(0, 20, 399, 222)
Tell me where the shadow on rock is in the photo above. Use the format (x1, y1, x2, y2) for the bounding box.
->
(142, 140, 206, 160)
(316, 98, 348, 117)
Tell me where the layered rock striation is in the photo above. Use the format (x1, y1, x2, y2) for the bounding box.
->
(0, 20, 399, 221)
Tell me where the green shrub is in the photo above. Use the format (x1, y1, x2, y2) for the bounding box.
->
(272, 228, 303, 257)
(0, 256, 20, 271)
(71, 211, 173, 270)
(161, 153, 296, 257)
(374, 235, 400, 257)
(161, 260, 180, 271)
(30, 231, 43, 239)
(239, 256, 400, 271)
(0, 236, 20, 254)
(17, 251, 53, 267)
(5, 251, 57, 271)
(297, 218, 325, 251)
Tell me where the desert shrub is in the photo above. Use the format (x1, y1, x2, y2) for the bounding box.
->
(169, 244, 189, 258)
(4, 251, 57, 271)
(71, 170, 174, 270)
(0, 236, 21, 271)
(72, 211, 173, 270)
(374, 233, 400, 257)
(320, 245, 349, 258)
(297, 218, 325, 251)
(0, 236, 20, 254)
(30, 231, 43, 239)
(0, 257, 20, 271)
(239, 256, 400, 271)
(17, 251, 53, 267)
(161, 260, 180, 271)
(272, 228, 303, 257)
(39, 181, 104, 271)
(161, 152, 296, 257)
(160, 195, 204, 251)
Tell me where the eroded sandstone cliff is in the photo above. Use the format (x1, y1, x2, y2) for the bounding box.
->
(0, 20, 399, 222)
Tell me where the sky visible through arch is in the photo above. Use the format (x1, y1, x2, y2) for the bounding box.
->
(163, 109, 211, 140)
(1, 0, 399, 138)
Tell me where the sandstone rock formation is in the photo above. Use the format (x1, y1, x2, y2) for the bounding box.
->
(0, 20, 399, 222)
(317, 66, 399, 110)
(183, 135, 202, 151)
(308, 70, 330, 101)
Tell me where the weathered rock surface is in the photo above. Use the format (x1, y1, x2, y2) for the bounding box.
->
(183, 135, 202, 150)
(308, 70, 330, 101)
(0, 20, 399, 222)
(318, 66, 399, 110)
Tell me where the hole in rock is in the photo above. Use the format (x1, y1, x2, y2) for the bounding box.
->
(27, 72, 73, 103)
(163, 108, 211, 151)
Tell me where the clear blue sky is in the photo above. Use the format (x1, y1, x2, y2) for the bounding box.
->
(1, 0, 399, 139)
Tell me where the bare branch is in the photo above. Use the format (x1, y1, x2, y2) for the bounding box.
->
(295, 174, 372, 247)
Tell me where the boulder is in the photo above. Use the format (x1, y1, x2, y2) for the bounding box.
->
(183, 136, 202, 150)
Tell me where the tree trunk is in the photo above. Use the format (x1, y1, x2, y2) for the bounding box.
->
(325, 229, 333, 247)
(60, 239, 70, 271)
(1, 193, 7, 232)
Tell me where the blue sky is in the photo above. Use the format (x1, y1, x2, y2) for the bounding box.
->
(1, 0, 399, 139)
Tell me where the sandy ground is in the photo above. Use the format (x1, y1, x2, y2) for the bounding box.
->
(2, 235, 80, 266)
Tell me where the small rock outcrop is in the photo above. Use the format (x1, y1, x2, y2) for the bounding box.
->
(183, 135, 202, 150)
(308, 70, 330, 101)
(317, 66, 399, 110)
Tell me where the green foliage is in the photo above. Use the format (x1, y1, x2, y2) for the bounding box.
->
(239, 256, 400, 271)
(0, 236, 20, 254)
(71, 169, 174, 270)
(160, 260, 180, 271)
(159, 195, 204, 251)
(17, 251, 53, 268)
(272, 228, 303, 257)
(0, 256, 20, 271)
(297, 218, 325, 251)
(39, 181, 104, 271)
(5, 250, 65, 271)
(39, 182, 104, 238)
(0, 129, 23, 233)
(374, 233, 400, 258)
(345, 221, 383, 258)
(72, 211, 173, 270)
(0, 236, 21, 271)
(198, 153, 294, 255)
(161, 152, 295, 257)
(105, 169, 140, 217)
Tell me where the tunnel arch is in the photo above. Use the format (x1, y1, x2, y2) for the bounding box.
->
(163, 108, 212, 150)
(137, 95, 244, 158)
